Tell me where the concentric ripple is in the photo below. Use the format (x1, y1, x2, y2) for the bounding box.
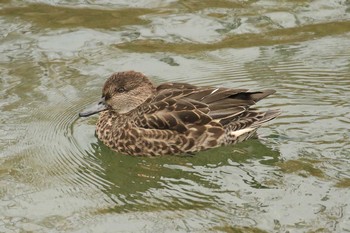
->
(29, 96, 113, 190)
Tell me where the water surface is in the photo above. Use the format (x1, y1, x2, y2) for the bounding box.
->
(0, 1, 349, 232)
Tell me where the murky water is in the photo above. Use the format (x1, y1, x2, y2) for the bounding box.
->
(1, 1, 349, 232)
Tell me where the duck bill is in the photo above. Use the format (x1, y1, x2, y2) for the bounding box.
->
(79, 97, 107, 117)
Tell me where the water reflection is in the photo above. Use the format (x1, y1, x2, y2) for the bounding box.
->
(86, 137, 280, 213)
(0, 4, 155, 29)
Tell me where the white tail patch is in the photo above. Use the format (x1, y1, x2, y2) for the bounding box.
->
(210, 88, 219, 95)
(229, 127, 255, 138)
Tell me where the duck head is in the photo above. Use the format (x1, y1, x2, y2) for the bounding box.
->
(79, 71, 156, 117)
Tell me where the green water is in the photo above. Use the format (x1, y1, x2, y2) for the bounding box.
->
(0, 1, 349, 232)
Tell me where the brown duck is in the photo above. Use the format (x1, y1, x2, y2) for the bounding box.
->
(79, 71, 280, 156)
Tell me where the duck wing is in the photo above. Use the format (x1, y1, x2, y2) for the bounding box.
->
(133, 83, 277, 133)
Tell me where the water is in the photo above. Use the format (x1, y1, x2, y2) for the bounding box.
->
(1, 1, 349, 232)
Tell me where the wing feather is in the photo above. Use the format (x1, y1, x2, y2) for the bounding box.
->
(132, 82, 277, 134)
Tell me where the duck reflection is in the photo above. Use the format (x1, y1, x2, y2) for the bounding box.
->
(85, 139, 280, 213)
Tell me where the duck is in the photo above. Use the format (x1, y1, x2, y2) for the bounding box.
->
(79, 71, 280, 156)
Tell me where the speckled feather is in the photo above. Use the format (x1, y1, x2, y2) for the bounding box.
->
(86, 71, 281, 156)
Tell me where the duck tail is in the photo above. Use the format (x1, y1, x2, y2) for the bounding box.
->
(224, 109, 281, 144)
(251, 109, 281, 127)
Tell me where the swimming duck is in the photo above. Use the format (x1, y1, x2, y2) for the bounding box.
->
(79, 71, 280, 156)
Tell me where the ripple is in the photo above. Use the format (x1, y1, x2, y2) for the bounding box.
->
(24, 93, 113, 194)
(0, 4, 156, 29)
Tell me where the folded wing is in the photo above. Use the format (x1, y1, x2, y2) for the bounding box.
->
(132, 82, 278, 135)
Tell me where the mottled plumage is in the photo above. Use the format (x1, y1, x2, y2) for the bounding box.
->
(79, 71, 280, 156)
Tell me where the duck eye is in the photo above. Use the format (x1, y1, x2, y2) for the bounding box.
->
(117, 87, 126, 93)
